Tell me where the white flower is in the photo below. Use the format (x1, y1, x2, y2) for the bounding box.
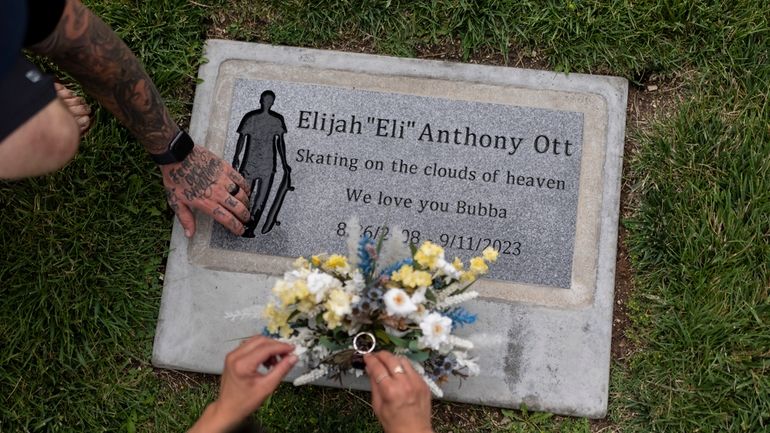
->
(453, 350, 480, 376)
(419, 312, 452, 350)
(307, 270, 341, 303)
(464, 359, 480, 376)
(383, 288, 418, 316)
(411, 286, 427, 305)
(288, 266, 310, 281)
(436, 257, 461, 279)
(344, 270, 365, 294)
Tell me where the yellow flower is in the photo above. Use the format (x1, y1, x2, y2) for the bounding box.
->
(391, 265, 433, 289)
(414, 241, 444, 269)
(482, 247, 499, 262)
(294, 280, 310, 299)
(311, 255, 322, 266)
(460, 271, 477, 284)
(293, 257, 310, 269)
(323, 310, 343, 329)
(297, 299, 315, 313)
(325, 289, 353, 316)
(324, 254, 348, 270)
(264, 302, 291, 336)
(273, 279, 310, 307)
(452, 257, 464, 271)
(272, 280, 292, 306)
(469, 257, 488, 274)
(412, 271, 433, 288)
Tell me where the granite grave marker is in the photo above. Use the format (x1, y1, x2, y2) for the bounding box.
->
(153, 40, 627, 417)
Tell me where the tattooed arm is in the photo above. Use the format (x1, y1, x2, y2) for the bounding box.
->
(29, 0, 251, 236)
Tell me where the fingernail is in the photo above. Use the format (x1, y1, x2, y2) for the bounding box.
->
(185, 229, 192, 237)
(288, 355, 298, 365)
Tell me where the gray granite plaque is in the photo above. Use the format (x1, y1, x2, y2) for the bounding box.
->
(210, 79, 583, 288)
(153, 41, 628, 418)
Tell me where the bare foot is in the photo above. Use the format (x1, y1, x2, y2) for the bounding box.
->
(54, 82, 92, 136)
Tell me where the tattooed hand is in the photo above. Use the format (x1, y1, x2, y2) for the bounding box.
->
(162, 146, 251, 237)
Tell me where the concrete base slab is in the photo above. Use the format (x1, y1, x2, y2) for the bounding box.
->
(152, 40, 627, 418)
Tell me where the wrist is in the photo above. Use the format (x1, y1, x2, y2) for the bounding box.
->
(150, 128, 194, 165)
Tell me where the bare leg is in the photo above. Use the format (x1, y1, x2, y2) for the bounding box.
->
(0, 99, 79, 179)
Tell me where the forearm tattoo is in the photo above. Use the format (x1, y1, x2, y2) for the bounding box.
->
(30, 0, 177, 154)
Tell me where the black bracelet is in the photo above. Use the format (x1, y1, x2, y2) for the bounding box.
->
(150, 130, 194, 165)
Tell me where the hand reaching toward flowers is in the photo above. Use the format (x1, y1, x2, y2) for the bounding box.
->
(365, 351, 435, 433)
(189, 336, 298, 433)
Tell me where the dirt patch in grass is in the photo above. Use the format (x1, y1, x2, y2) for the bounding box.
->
(612, 73, 690, 363)
(154, 368, 217, 390)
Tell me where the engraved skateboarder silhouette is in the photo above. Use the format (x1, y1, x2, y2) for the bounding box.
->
(231, 90, 294, 237)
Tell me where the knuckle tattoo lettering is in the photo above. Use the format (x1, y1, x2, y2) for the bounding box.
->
(170, 151, 223, 203)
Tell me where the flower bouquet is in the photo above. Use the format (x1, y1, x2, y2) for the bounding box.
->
(258, 223, 497, 397)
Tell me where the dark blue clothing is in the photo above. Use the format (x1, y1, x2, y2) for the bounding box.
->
(0, 0, 27, 79)
(0, 0, 66, 141)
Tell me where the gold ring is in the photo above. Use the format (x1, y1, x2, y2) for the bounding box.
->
(375, 372, 391, 384)
(392, 365, 405, 374)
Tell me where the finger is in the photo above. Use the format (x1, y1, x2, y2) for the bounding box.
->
(232, 340, 295, 377)
(234, 335, 269, 355)
(364, 353, 391, 386)
(174, 202, 196, 237)
(364, 354, 386, 408)
(227, 168, 250, 195)
(230, 184, 249, 207)
(261, 353, 298, 391)
(397, 356, 421, 381)
(374, 351, 406, 379)
(206, 203, 245, 235)
(222, 191, 251, 222)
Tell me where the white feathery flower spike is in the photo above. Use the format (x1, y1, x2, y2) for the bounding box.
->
(408, 359, 444, 398)
(224, 305, 263, 321)
(436, 291, 479, 309)
(376, 226, 410, 272)
(346, 216, 361, 269)
(293, 365, 329, 386)
(435, 282, 462, 302)
(448, 335, 474, 350)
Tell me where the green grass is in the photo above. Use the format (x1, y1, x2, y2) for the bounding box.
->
(617, 76, 770, 431)
(2, 0, 769, 432)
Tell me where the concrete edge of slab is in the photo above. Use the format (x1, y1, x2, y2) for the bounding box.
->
(154, 40, 629, 419)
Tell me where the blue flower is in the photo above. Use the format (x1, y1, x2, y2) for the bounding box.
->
(446, 307, 477, 329)
(358, 236, 376, 275)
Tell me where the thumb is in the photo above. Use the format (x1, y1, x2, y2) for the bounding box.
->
(262, 354, 298, 390)
(175, 203, 196, 237)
